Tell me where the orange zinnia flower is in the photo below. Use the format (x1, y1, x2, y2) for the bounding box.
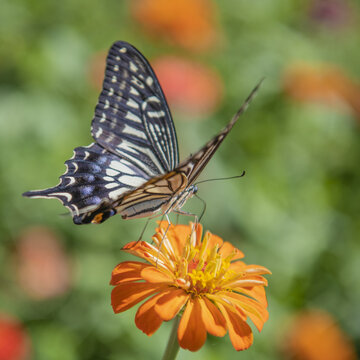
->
(285, 310, 357, 360)
(283, 63, 360, 122)
(110, 222, 270, 352)
(152, 56, 223, 117)
(131, 0, 220, 52)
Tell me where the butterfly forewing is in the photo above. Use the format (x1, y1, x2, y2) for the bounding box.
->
(91, 41, 179, 176)
(174, 80, 263, 185)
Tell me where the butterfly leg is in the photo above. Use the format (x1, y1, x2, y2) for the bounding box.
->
(155, 214, 172, 267)
(137, 216, 152, 242)
(137, 212, 169, 243)
(173, 209, 198, 224)
(173, 209, 199, 240)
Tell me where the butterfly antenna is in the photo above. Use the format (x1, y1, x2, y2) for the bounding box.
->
(194, 171, 246, 186)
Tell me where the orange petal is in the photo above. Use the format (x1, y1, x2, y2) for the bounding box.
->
(244, 264, 272, 276)
(206, 232, 223, 249)
(178, 298, 207, 351)
(111, 282, 166, 313)
(227, 277, 268, 288)
(217, 303, 253, 351)
(219, 241, 244, 260)
(110, 261, 152, 285)
(235, 286, 268, 308)
(135, 292, 164, 336)
(199, 297, 227, 337)
(229, 261, 247, 272)
(122, 241, 170, 270)
(155, 288, 189, 321)
(141, 266, 174, 284)
(221, 292, 268, 332)
(156, 222, 202, 255)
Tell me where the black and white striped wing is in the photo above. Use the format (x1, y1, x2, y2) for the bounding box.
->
(23, 41, 181, 224)
(23, 143, 152, 224)
(175, 80, 263, 185)
(91, 41, 179, 176)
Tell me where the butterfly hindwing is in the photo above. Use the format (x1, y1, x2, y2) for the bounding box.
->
(91, 41, 179, 176)
(23, 143, 151, 224)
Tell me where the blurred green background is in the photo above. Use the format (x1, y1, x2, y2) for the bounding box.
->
(1, 0, 360, 359)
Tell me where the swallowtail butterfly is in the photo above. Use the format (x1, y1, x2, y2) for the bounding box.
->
(23, 41, 261, 224)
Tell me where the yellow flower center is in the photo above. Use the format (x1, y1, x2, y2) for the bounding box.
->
(174, 231, 238, 295)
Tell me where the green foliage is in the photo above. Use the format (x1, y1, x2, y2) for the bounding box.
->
(1, 0, 359, 358)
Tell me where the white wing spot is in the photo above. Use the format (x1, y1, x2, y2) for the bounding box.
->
(147, 110, 165, 118)
(100, 112, 106, 123)
(108, 88, 114, 96)
(72, 162, 79, 173)
(111, 75, 117, 83)
(119, 81, 126, 90)
(123, 124, 147, 140)
(125, 111, 142, 123)
(126, 98, 139, 109)
(118, 175, 146, 187)
(104, 99, 110, 109)
(130, 87, 140, 96)
(95, 127, 103, 138)
(131, 76, 144, 88)
(110, 160, 137, 175)
(84, 151, 90, 160)
(109, 188, 128, 200)
(129, 61, 138, 72)
(105, 182, 119, 189)
(65, 177, 76, 186)
(105, 133, 115, 143)
(146, 76, 154, 87)
(51, 192, 72, 201)
(119, 47, 127, 53)
(114, 65, 119, 72)
(106, 168, 119, 177)
(147, 96, 161, 103)
(115, 56, 121, 61)
(112, 103, 119, 114)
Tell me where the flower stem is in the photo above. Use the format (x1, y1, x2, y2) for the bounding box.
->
(162, 316, 181, 360)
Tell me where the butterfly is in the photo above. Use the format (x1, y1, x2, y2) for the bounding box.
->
(23, 41, 262, 225)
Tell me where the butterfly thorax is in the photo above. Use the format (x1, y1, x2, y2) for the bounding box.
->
(164, 184, 198, 215)
(115, 171, 193, 220)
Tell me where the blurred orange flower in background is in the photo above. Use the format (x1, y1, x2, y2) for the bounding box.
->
(88, 51, 107, 90)
(0, 315, 30, 360)
(15, 227, 72, 300)
(111, 222, 270, 352)
(131, 0, 220, 52)
(153, 56, 223, 117)
(283, 63, 360, 122)
(285, 310, 356, 360)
